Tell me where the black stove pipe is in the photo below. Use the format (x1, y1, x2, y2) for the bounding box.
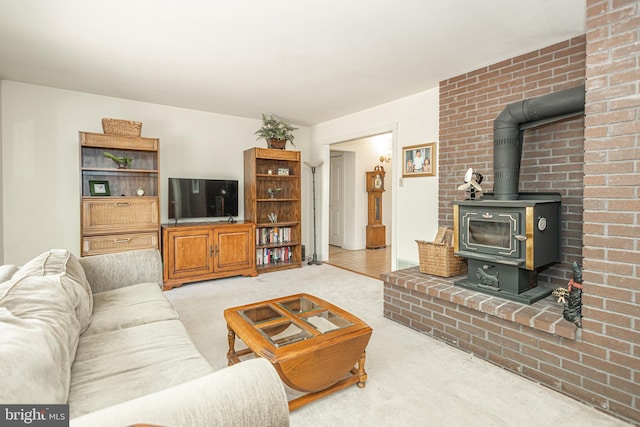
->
(493, 85, 585, 200)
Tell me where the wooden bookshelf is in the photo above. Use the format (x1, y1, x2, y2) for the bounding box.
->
(244, 148, 302, 273)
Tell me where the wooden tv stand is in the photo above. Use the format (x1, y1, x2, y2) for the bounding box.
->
(162, 221, 257, 290)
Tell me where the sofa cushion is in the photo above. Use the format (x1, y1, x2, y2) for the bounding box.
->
(69, 319, 213, 418)
(13, 249, 93, 333)
(0, 274, 83, 404)
(0, 265, 18, 283)
(82, 282, 179, 336)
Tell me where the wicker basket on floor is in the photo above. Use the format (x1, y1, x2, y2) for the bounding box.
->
(102, 118, 142, 137)
(416, 228, 467, 277)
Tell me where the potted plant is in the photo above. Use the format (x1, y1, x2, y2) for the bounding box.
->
(103, 151, 132, 169)
(255, 114, 297, 149)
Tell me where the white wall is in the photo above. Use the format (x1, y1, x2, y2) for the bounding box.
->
(311, 87, 439, 268)
(1, 81, 311, 265)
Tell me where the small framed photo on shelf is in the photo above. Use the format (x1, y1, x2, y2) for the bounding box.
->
(402, 142, 436, 178)
(89, 180, 110, 196)
(277, 168, 290, 175)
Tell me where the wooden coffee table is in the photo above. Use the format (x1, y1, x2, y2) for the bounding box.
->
(224, 293, 373, 410)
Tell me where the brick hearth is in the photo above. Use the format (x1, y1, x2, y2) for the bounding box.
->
(382, 268, 577, 342)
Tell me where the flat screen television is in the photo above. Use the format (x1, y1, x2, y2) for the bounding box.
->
(168, 178, 239, 220)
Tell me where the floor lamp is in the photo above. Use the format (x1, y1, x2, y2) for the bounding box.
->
(304, 161, 323, 265)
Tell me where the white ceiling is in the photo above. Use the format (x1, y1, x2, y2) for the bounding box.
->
(0, 0, 586, 126)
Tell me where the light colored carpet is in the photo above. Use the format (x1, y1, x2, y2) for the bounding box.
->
(165, 264, 631, 427)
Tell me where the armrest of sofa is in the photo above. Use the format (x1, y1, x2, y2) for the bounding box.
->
(78, 249, 163, 294)
(69, 358, 290, 427)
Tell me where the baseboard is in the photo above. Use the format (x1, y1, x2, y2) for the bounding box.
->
(396, 258, 418, 270)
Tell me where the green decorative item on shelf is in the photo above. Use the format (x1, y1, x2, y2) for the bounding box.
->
(103, 151, 132, 169)
(255, 114, 297, 149)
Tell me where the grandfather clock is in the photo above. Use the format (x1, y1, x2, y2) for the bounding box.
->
(366, 166, 386, 249)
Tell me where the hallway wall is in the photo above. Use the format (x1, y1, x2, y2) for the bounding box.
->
(311, 88, 439, 267)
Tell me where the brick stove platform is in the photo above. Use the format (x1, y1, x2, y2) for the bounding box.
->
(382, 267, 578, 355)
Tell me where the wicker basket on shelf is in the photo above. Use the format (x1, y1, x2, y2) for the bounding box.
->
(102, 118, 142, 137)
(416, 227, 467, 277)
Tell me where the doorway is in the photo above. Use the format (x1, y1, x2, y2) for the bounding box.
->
(329, 153, 344, 247)
(325, 133, 393, 278)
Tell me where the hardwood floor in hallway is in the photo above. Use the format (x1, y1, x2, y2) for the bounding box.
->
(326, 245, 392, 280)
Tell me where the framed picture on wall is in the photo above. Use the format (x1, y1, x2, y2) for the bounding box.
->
(402, 142, 436, 177)
(89, 180, 110, 196)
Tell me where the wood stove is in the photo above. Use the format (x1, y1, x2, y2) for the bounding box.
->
(452, 193, 560, 304)
(451, 85, 585, 304)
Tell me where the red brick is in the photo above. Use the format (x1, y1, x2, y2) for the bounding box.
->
(458, 340, 487, 358)
(522, 366, 560, 389)
(470, 335, 503, 355)
(502, 347, 539, 370)
(443, 324, 471, 343)
(540, 361, 582, 386)
(606, 299, 640, 317)
(538, 338, 581, 360)
(444, 307, 472, 324)
(463, 293, 492, 310)
(583, 378, 634, 406)
(562, 357, 609, 383)
(606, 324, 640, 344)
(553, 319, 578, 340)
(431, 328, 458, 346)
(582, 330, 632, 353)
(400, 292, 421, 306)
(487, 352, 522, 373)
(587, 355, 633, 383)
(471, 317, 503, 335)
(610, 350, 640, 372)
(561, 381, 608, 409)
(420, 299, 445, 314)
(410, 320, 432, 335)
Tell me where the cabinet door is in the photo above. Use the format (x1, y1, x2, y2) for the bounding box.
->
(214, 225, 254, 272)
(165, 228, 214, 280)
(82, 198, 159, 235)
(82, 232, 159, 256)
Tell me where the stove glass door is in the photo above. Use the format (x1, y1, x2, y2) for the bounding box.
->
(468, 220, 511, 248)
(461, 209, 522, 259)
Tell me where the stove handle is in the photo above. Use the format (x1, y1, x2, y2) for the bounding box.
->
(514, 234, 527, 241)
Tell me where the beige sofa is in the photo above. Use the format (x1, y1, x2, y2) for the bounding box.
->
(0, 249, 289, 426)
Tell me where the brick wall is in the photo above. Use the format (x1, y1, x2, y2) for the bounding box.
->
(384, 2, 640, 424)
(582, 0, 640, 423)
(439, 37, 586, 287)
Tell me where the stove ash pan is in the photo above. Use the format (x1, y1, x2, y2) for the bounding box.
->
(452, 193, 561, 304)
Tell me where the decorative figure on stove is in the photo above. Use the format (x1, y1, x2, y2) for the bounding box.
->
(476, 265, 500, 289)
(552, 262, 583, 328)
(458, 168, 484, 200)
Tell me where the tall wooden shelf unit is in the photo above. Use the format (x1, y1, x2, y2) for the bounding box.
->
(80, 132, 160, 256)
(244, 147, 302, 273)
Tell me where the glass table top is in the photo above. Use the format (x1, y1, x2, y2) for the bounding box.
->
(279, 296, 320, 314)
(302, 310, 352, 333)
(238, 296, 354, 348)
